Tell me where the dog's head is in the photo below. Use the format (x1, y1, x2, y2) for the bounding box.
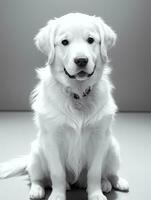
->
(35, 13, 116, 87)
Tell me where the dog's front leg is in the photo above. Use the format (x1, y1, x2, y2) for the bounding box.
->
(87, 116, 112, 200)
(43, 134, 66, 200)
(87, 147, 107, 200)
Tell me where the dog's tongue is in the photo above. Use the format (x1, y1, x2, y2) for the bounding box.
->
(77, 71, 87, 77)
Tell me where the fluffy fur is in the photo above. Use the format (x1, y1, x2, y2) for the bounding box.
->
(0, 13, 129, 200)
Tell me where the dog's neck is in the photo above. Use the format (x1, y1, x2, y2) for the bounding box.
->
(51, 68, 95, 100)
(65, 86, 92, 100)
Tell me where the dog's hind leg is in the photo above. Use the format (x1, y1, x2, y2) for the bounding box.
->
(103, 136, 129, 192)
(29, 183, 45, 199)
(27, 141, 46, 199)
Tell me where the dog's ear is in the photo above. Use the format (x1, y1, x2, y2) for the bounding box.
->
(95, 17, 117, 62)
(34, 19, 57, 64)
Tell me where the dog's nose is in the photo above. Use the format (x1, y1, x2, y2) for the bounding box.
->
(74, 57, 88, 67)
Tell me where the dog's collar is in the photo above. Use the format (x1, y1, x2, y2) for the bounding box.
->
(66, 86, 91, 100)
(73, 87, 91, 99)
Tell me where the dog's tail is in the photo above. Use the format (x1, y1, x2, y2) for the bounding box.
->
(0, 155, 29, 179)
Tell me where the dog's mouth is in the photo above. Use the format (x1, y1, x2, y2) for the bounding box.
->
(64, 66, 96, 81)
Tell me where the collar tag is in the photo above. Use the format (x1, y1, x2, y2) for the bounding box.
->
(83, 87, 91, 97)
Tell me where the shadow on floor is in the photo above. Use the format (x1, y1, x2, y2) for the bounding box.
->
(43, 188, 119, 200)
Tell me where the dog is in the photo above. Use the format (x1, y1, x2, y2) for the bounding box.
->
(0, 13, 129, 200)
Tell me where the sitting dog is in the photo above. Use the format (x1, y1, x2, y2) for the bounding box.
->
(0, 13, 129, 200)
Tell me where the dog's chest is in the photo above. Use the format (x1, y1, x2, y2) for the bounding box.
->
(61, 124, 89, 182)
(43, 98, 104, 181)
(56, 111, 98, 181)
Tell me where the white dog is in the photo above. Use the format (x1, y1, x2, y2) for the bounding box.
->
(0, 13, 129, 200)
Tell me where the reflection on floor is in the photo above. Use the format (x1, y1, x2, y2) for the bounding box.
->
(0, 112, 151, 200)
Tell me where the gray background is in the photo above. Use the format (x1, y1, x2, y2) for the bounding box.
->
(0, 0, 150, 111)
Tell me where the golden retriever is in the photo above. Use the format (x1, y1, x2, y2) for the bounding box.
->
(0, 13, 129, 200)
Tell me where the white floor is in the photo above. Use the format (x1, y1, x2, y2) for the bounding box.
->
(0, 112, 151, 200)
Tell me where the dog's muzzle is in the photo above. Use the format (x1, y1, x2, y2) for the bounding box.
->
(64, 66, 96, 80)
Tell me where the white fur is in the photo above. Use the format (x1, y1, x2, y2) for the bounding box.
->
(0, 13, 129, 200)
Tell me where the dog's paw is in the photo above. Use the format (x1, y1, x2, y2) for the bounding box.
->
(101, 178, 112, 193)
(48, 191, 65, 200)
(89, 190, 107, 200)
(29, 184, 45, 199)
(110, 175, 129, 192)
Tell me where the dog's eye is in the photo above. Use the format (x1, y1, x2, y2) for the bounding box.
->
(62, 39, 69, 46)
(87, 37, 94, 44)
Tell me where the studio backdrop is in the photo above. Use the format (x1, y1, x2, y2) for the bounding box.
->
(0, 0, 150, 111)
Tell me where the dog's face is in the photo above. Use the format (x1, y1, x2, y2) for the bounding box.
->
(55, 21, 99, 82)
(35, 13, 116, 87)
